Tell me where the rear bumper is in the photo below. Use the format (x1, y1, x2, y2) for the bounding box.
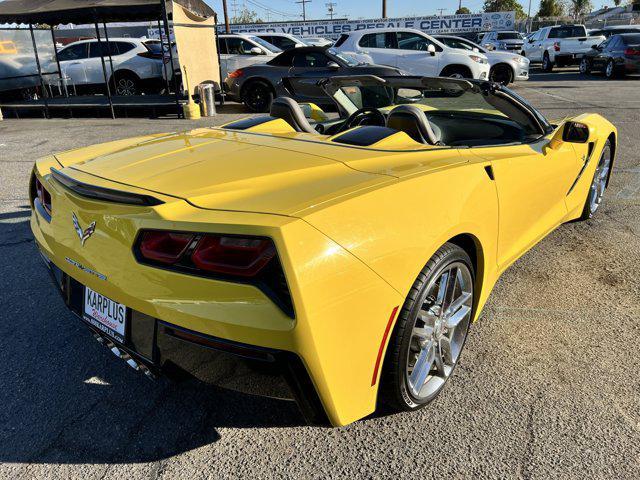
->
(39, 252, 330, 425)
(29, 160, 404, 427)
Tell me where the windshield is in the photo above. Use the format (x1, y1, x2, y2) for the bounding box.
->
(318, 77, 548, 136)
(328, 48, 360, 66)
(438, 37, 482, 53)
(247, 36, 282, 53)
(497, 32, 521, 40)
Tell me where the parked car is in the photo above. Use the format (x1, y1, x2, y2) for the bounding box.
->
(588, 25, 640, 39)
(481, 31, 525, 52)
(435, 35, 529, 85)
(224, 46, 403, 112)
(54, 38, 166, 95)
(303, 36, 334, 47)
(522, 25, 605, 72)
(333, 28, 490, 79)
(253, 33, 307, 50)
(217, 34, 281, 79)
(580, 33, 640, 78)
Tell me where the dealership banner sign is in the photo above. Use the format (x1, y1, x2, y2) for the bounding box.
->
(222, 12, 515, 38)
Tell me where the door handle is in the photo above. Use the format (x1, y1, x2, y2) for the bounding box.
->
(70, 62, 82, 65)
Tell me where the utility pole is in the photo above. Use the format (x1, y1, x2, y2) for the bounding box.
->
(296, 0, 311, 21)
(382, 0, 387, 18)
(458, 0, 462, 13)
(222, 0, 230, 33)
(437, 8, 446, 16)
(231, 0, 239, 20)
(526, 0, 532, 33)
(326, 2, 337, 19)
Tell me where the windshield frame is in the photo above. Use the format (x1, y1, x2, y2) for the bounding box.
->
(247, 35, 282, 53)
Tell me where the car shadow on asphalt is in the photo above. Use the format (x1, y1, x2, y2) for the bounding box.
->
(0, 209, 307, 465)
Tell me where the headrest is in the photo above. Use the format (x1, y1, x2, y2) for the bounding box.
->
(387, 105, 443, 145)
(269, 97, 316, 134)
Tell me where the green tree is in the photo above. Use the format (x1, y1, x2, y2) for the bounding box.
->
(537, 0, 564, 16)
(567, 0, 592, 18)
(232, 8, 262, 24)
(612, 0, 621, 6)
(456, 7, 471, 14)
(483, 0, 527, 20)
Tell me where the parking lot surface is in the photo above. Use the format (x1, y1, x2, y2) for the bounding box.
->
(1, 70, 639, 479)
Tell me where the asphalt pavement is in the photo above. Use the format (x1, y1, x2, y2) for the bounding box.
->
(0, 69, 638, 479)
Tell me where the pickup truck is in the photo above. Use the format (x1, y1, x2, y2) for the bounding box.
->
(522, 24, 605, 72)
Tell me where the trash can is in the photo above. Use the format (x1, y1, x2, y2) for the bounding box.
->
(198, 83, 216, 117)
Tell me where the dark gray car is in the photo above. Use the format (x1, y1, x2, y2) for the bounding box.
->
(223, 46, 403, 112)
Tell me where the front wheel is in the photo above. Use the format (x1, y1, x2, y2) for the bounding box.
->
(542, 53, 554, 72)
(579, 57, 591, 75)
(378, 243, 474, 412)
(579, 140, 612, 220)
(605, 59, 622, 79)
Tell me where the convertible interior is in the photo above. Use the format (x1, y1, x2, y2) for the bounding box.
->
(223, 76, 550, 149)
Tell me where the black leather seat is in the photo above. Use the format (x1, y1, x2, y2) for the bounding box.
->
(269, 97, 317, 134)
(386, 105, 443, 145)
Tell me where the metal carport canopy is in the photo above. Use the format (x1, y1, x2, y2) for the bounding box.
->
(0, 0, 215, 24)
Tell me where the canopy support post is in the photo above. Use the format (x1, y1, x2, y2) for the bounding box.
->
(160, 0, 182, 118)
(158, 19, 172, 96)
(102, 22, 116, 93)
(94, 17, 115, 119)
(29, 23, 49, 119)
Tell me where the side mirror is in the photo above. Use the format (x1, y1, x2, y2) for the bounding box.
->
(249, 47, 263, 55)
(427, 44, 436, 56)
(591, 44, 600, 50)
(528, 38, 534, 43)
(484, 43, 494, 50)
(562, 121, 590, 143)
(327, 61, 340, 70)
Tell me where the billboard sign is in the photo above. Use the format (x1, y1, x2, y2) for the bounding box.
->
(222, 12, 516, 39)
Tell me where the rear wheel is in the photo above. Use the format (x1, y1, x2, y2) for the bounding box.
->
(542, 53, 554, 72)
(579, 140, 612, 220)
(489, 64, 514, 85)
(242, 80, 274, 113)
(378, 243, 474, 412)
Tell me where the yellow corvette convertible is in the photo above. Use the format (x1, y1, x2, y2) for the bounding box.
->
(30, 76, 615, 427)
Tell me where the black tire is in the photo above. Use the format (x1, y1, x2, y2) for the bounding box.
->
(378, 242, 474, 413)
(111, 71, 140, 96)
(579, 57, 591, 75)
(605, 59, 622, 79)
(542, 53, 554, 72)
(578, 139, 613, 221)
(439, 65, 472, 79)
(489, 64, 514, 85)
(242, 80, 274, 113)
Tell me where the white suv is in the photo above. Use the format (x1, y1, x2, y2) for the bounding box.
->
(217, 34, 281, 79)
(333, 28, 490, 79)
(55, 38, 165, 95)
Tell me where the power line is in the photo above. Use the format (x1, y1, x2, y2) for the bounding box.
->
(296, 0, 312, 21)
(326, 2, 337, 19)
(436, 8, 447, 16)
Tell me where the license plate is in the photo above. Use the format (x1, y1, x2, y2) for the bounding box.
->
(83, 286, 127, 343)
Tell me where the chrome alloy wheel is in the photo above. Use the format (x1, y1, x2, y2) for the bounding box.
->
(589, 143, 612, 215)
(115, 78, 137, 96)
(405, 261, 473, 401)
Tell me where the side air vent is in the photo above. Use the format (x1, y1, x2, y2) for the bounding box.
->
(50, 168, 164, 206)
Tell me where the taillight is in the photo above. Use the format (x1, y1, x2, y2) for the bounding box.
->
(554, 42, 561, 52)
(192, 236, 275, 277)
(33, 175, 52, 216)
(228, 69, 244, 79)
(139, 231, 194, 264)
(134, 230, 292, 316)
(138, 51, 163, 60)
(625, 48, 640, 56)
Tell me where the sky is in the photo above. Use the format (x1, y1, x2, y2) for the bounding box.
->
(203, 0, 615, 23)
